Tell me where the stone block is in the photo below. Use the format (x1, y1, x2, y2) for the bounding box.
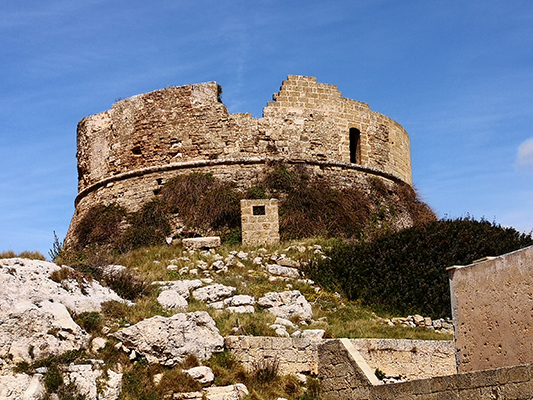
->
(182, 237, 221, 250)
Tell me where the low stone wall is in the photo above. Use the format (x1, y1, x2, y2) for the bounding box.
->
(370, 364, 533, 399)
(224, 336, 320, 375)
(319, 339, 533, 400)
(224, 337, 454, 380)
(350, 339, 455, 380)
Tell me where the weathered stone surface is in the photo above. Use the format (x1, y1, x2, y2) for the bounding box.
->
(184, 366, 215, 386)
(258, 290, 313, 321)
(264, 264, 300, 278)
(67, 76, 415, 249)
(182, 237, 221, 251)
(192, 284, 236, 303)
(0, 258, 124, 314)
(0, 258, 127, 364)
(0, 299, 88, 364)
(112, 311, 223, 366)
(204, 383, 249, 400)
(301, 329, 325, 341)
(153, 279, 203, 299)
(63, 364, 122, 400)
(174, 392, 203, 400)
(0, 373, 44, 400)
(158, 290, 188, 310)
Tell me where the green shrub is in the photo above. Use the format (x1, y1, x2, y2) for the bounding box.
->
(74, 203, 126, 249)
(159, 173, 242, 236)
(119, 198, 171, 252)
(304, 218, 533, 317)
(74, 312, 102, 334)
(104, 269, 152, 301)
(44, 364, 63, 392)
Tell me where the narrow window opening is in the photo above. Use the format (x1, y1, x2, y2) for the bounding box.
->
(253, 205, 266, 216)
(350, 128, 360, 164)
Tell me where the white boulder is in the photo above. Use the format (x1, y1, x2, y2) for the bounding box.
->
(192, 284, 236, 303)
(204, 383, 249, 400)
(257, 290, 313, 322)
(112, 311, 223, 366)
(0, 373, 44, 400)
(183, 366, 215, 386)
(157, 290, 188, 310)
(265, 264, 300, 278)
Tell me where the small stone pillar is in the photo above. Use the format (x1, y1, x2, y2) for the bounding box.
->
(240, 199, 280, 245)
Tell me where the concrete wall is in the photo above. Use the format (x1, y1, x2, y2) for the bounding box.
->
(448, 245, 533, 373)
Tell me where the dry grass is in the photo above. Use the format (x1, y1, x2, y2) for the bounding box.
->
(0, 250, 46, 260)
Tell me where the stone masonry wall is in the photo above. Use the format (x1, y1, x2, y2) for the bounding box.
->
(350, 339, 455, 381)
(240, 199, 280, 245)
(224, 336, 320, 376)
(448, 245, 533, 374)
(319, 339, 533, 400)
(224, 337, 454, 381)
(67, 76, 413, 245)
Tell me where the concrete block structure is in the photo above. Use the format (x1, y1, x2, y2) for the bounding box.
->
(66, 75, 414, 245)
(448, 245, 533, 373)
(240, 199, 280, 245)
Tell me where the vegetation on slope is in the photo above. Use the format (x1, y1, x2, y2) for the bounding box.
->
(67, 164, 435, 259)
(304, 218, 533, 318)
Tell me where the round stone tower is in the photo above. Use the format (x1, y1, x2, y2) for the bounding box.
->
(66, 75, 412, 245)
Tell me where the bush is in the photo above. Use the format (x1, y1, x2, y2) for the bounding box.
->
(119, 198, 171, 252)
(74, 203, 126, 249)
(0, 250, 46, 260)
(74, 312, 102, 334)
(304, 218, 533, 317)
(104, 269, 152, 301)
(159, 173, 242, 235)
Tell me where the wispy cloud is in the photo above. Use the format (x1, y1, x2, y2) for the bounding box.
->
(516, 138, 533, 170)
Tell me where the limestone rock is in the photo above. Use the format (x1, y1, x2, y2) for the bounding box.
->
(274, 317, 297, 330)
(0, 258, 124, 314)
(183, 366, 215, 386)
(265, 264, 300, 278)
(300, 329, 325, 341)
(112, 311, 223, 366)
(174, 392, 203, 400)
(153, 279, 203, 299)
(223, 295, 255, 314)
(192, 284, 236, 303)
(65, 364, 122, 400)
(182, 237, 221, 251)
(158, 290, 188, 310)
(0, 373, 44, 400)
(258, 290, 313, 322)
(0, 258, 126, 364)
(91, 337, 107, 353)
(0, 299, 88, 364)
(204, 383, 249, 400)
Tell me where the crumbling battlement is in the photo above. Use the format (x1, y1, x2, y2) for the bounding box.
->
(67, 76, 413, 244)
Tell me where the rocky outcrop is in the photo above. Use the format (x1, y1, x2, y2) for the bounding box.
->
(0, 373, 44, 400)
(258, 290, 313, 322)
(0, 258, 123, 364)
(112, 311, 224, 366)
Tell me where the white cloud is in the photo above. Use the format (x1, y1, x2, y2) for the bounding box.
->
(516, 138, 533, 169)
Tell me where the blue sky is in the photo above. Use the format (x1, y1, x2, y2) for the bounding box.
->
(1, 1, 532, 257)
